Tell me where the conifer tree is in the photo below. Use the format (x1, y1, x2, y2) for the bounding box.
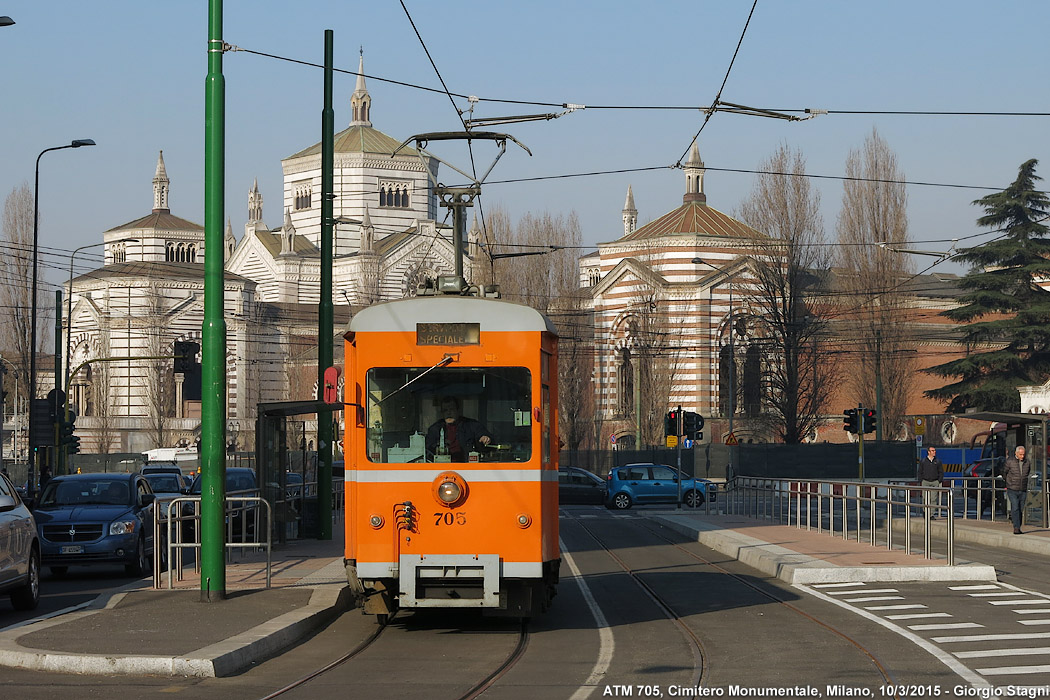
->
(925, 159, 1050, 411)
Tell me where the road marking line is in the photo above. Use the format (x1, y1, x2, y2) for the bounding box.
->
(561, 541, 614, 700)
(955, 647, 1050, 659)
(846, 596, 906, 603)
(933, 633, 1050, 643)
(864, 604, 928, 611)
(908, 623, 984, 631)
(827, 589, 899, 596)
(990, 600, 1050, 605)
(1015, 610, 1050, 615)
(887, 613, 952, 620)
(797, 583, 988, 688)
(1018, 620, 1050, 626)
(950, 585, 1001, 591)
(812, 582, 866, 589)
(977, 664, 1050, 676)
(969, 592, 1028, 598)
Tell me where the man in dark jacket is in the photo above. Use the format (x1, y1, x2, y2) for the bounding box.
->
(1003, 445, 1032, 534)
(918, 446, 944, 518)
(426, 396, 492, 463)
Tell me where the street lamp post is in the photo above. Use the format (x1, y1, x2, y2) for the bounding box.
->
(29, 139, 96, 494)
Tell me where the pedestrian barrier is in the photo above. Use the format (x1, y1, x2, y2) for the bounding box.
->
(153, 494, 272, 589)
(726, 477, 955, 565)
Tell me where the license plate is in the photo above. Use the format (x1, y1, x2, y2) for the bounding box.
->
(60, 545, 84, 555)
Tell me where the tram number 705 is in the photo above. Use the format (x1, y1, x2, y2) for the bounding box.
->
(433, 512, 467, 526)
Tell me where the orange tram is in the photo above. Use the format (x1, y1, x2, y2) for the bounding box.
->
(342, 294, 560, 620)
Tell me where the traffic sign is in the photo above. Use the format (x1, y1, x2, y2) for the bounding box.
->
(666, 435, 678, 448)
(916, 435, 923, 447)
(914, 417, 926, 436)
(726, 432, 738, 446)
(610, 435, 617, 444)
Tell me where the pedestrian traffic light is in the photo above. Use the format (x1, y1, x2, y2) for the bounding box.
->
(683, 411, 705, 440)
(862, 409, 877, 435)
(843, 408, 858, 434)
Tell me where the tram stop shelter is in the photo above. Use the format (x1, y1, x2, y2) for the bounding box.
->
(956, 411, 1049, 528)
(256, 400, 343, 543)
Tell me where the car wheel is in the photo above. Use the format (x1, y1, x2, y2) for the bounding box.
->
(49, 566, 68, 578)
(10, 548, 41, 611)
(126, 536, 148, 577)
(684, 490, 705, 507)
(611, 492, 632, 510)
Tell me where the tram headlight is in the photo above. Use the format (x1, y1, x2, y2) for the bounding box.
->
(432, 471, 468, 508)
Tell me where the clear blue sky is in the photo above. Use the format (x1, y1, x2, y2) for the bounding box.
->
(2, 1, 1047, 288)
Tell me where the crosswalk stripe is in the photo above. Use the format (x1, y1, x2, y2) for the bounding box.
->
(1015, 610, 1050, 615)
(887, 613, 952, 620)
(866, 604, 928, 611)
(812, 582, 866, 589)
(827, 589, 898, 596)
(955, 647, 1050, 659)
(977, 664, 1050, 676)
(969, 592, 1029, 598)
(989, 600, 1050, 606)
(950, 585, 1002, 591)
(908, 623, 983, 631)
(1018, 620, 1050, 626)
(933, 633, 1050, 643)
(846, 596, 905, 603)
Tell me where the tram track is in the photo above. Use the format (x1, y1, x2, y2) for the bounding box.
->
(255, 611, 529, 700)
(626, 517, 902, 695)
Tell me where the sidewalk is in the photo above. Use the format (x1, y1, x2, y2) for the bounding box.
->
(0, 537, 349, 678)
(0, 511, 1040, 679)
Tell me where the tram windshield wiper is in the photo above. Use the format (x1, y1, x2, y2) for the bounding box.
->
(376, 355, 455, 405)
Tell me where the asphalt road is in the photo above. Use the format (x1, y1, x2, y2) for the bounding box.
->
(4, 508, 1050, 697)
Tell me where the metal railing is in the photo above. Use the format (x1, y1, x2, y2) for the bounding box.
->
(902, 475, 1046, 527)
(725, 477, 955, 565)
(152, 493, 272, 589)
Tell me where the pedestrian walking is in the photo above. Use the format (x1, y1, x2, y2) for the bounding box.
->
(918, 446, 944, 518)
(1003, 445, 1032, 534)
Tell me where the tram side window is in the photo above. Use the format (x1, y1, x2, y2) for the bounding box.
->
(365, 367, 533, 463)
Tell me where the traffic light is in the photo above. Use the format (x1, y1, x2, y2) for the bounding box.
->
(842, 408, 858, 434)
(174, 340, 202, 401)
(664, 410, 679, 437)
(69, 435, 81, 454)
(683, 411, 705, 440)
(59, 411, 80, 453)
(862, 409, 877, 435)
(29, 398, 54, 447)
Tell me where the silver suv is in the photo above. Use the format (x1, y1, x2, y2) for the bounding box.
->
(0, 471, 40, 610)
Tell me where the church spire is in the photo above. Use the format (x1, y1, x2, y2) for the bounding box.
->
(622, 184, 637, 236)
(152, 150, 170, 212)
(359, 206, 375, 253)
(683, 140, 706, 204)
(248, 178, 263, 222)
(350, 48, 372, 127)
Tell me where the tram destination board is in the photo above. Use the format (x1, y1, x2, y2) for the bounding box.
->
(416, 322, 480, 345)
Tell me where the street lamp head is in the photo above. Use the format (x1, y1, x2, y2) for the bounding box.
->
(71, 139, 96, 148)
(0, 16, 15, 27)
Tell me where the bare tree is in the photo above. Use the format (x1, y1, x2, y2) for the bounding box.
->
(836, 128, 913, 437)
(1, 183, 44, 401)
(737, 145, 837, 442)
(139, 285, 174, 448)
(91, 331, 118, 456)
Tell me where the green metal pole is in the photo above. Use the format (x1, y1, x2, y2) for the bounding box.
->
(54, 290, 64, 476)
(317, 29, 334, 540)
(201, 0, 228, 601)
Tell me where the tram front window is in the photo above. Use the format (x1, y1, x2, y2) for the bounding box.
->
(365, 367, 533, 463)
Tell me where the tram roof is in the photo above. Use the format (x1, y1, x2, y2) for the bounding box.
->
(349, 296, 557, 335)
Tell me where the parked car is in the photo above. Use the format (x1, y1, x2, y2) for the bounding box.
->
(0, 471, 41, 610)
(186, 468, 260, 538)
(605, 463, 717, 510)
(285, 472, 304, 499)
(33, 473, 158, 577)
(558, 467, 607, 505)
(141, 462, 190, 490)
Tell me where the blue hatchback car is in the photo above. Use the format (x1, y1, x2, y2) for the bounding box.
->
(605, 463, 717, 510)
(34, 473, 158, 577)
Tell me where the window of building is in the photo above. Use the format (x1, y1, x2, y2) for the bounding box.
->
(294, 182, 312, 211)
(111, 242, 126, 264)
(379, 181, 410, 209)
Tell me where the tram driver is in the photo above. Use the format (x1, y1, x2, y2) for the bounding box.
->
(425, 396, 492, 462)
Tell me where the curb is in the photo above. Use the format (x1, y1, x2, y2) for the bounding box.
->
(652, 515, 998, 585)
(0, 584, 352, 678)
